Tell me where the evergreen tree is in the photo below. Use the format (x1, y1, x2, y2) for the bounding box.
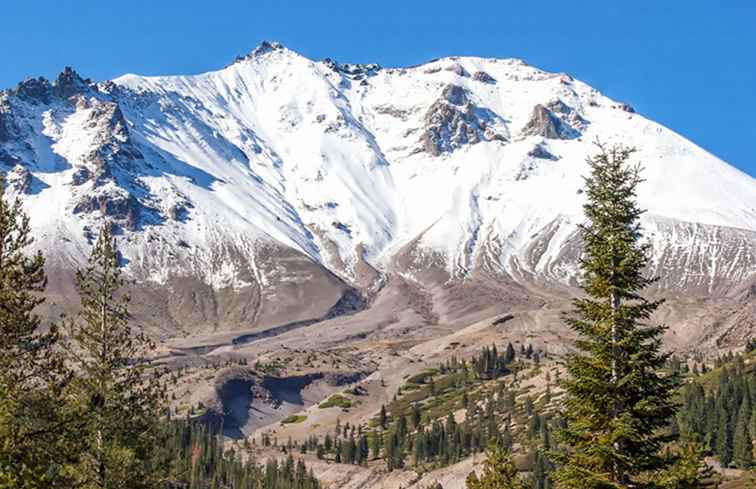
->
(370, 431, 380, 460)
(734, 396, 754, 469)
(533, 450, 551, 489)
(63, 226, 164, 488)
(0, 174, 76, 489)
(411, 402, 422, 429)
(716, 413, 732, 467)
(655, 438, 716, 489)
(379, 405, 388, 430)
(553, 144, 679, 488)
(466, 442, 526, 489)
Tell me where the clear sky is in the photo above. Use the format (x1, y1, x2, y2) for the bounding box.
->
(2, 1, 755, 177)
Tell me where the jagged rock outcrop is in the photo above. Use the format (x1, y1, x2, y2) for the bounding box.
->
(53, 67, 92, 99)
(527, 143, 557, 160)
(6, 165, 32, 194)
(520, 100, 586, 140)
(75, 99, 142, 186)
(12, 67, 94, 105)
(0, 100, 13, 144)
(516, 145, 559, 181)
(72, 190, 142, 230)
(13, 77, 53, 104)
(421, 84, 505, 155)
(472, 71, 496, 84)
(323, 58, 381, 79)
(445, 63, 469, 77)
(232, 40, 284, 64)
(0, 42, 753, 346)
(614, 102, 635, 113)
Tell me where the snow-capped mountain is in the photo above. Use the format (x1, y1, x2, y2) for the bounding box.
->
(2, 41, 755, 342)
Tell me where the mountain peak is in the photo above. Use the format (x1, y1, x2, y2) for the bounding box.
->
(250, 40, 284, 56)
(10, 66, 93, 103)
(53, 66, 92, 98)
(2, 46, 756, 347)
(232, 40, 287, 65)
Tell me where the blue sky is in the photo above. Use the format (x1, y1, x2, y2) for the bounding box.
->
(2, 1, 755, 177)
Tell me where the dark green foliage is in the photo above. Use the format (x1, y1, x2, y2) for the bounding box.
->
(465, 442, 527, 489)
(656, 438, 716, 488)
(0, 175, 56, 382)
(676, 357, 755, 469)
(62, 226, 165, 488)
(553, 144, 680, 488)
(0, 174, 75, 488)
(471, 344, 512, 380)
(379, 404, 388, 429)
(733, 396, 753, 468)
(155, 419, 320, 489)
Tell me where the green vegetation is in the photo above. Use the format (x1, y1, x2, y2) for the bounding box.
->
(0, 176, 321, 488)
(281, 414, 308, 425)
(157, 419, 320, 488)
(466, 442, 527, 489)
(63, 226, 165, 488)
(552, 144, 680, 488)
(676, 350, 755, 470)
(4, 144, 754, 489)
(319, 394, 353, 409)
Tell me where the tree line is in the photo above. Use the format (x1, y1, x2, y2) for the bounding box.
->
(675, 354, 755, 469)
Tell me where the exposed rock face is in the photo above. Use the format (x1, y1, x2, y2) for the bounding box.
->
(421, 84, 505, 155)
(77, 99, 142, 186)
(614, 102, 635, 113)
(12, 67, 93, 105)
(53, 67, 91, 99)
(441, 84, 467, 105)
(0, 100, 13, 144)
(472, 71, 496, 84)
(515, 145, 560, 181)
(6, 165, 32, 194)
(522, 104, 560, 139)
(72, 191, 142, 230)
(445, 64, 469, 77)
(520, 100, 586, 139)
(322, 58, 381, 79)
(210, 368, 366, 438)
(527, 143, 558, 160)
(0, 45, 754, 349)
(233, 40, 285, 64)
(14, 77, 53, 104)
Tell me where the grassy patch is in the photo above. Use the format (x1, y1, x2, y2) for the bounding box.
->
(281, 414, 307, 424)
(319, 394, 353, 409)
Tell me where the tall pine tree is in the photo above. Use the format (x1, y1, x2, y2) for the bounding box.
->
(63, 225, 164, 489)
(552, 144, 679, 488)
(0, 174, 76, 489)
(733, 396, 753, 469)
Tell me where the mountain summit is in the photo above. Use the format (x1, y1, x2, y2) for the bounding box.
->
(1, 43, 754, 346)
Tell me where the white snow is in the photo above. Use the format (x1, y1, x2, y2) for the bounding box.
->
(3, 43, 756, 288)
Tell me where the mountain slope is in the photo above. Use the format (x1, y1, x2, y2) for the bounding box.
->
(1, 41, 755, 346)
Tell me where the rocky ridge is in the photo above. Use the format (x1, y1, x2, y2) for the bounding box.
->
(0, 42, 754, 348)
